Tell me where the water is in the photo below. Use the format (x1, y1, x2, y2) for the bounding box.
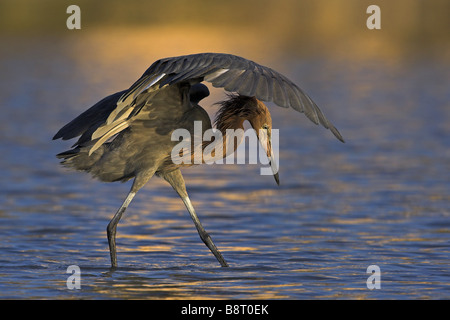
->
(0, 37, 449, 300)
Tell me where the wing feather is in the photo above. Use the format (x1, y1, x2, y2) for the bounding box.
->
(212, 69, 246, 88)
(253, 70, 271, 102)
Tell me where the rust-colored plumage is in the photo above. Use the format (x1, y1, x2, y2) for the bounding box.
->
(215, 94, 271, 132)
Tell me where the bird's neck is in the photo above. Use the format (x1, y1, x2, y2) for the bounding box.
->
(217, 116, 245, 135)
(202, 116, 246, 162)
(220, 116, 245, 157)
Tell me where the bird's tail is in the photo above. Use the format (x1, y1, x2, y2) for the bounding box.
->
(56, 146, 103, 171)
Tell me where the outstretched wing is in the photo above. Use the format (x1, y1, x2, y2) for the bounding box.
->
(88, 53, 344, 155)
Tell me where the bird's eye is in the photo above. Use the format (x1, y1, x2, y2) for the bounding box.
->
(262, 124, 269, 130)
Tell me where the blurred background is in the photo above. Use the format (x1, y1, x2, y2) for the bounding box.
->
(0, 0, 449, 299)
(1, 0, 449, 60)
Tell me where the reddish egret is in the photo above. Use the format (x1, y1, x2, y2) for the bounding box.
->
(53, 53, 344, 268)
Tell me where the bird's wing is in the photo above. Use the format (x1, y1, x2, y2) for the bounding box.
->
(52, 90, 126, 144)
(111, 53, 343, 142)
(86, 53, 344, 155)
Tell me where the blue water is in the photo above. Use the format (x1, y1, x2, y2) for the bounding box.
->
(0, 37, 449, 299)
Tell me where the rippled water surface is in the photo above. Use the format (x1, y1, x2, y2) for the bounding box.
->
(0, 37, 449, 299)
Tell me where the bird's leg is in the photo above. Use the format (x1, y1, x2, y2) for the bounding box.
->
(181, 195, 229, 267)
(106, 188, 136, 269)
(162, 169, 229, 267)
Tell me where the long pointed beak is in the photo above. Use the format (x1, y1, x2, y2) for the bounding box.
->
(259, 129, 280, 186)
(267, 142, 279, 186)
(270, 156, 280, 186)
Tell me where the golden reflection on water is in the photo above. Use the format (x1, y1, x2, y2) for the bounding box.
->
(329, 217, 377, 225)
(218, 189, 277, 202)
(95, 276, 303, 300)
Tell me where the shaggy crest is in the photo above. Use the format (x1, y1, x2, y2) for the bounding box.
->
(214, 94, 268, 132)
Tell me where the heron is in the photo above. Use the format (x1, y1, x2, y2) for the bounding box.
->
(53, 53, 344, 268)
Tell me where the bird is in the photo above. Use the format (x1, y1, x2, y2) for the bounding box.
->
(53, 53, 344, 268)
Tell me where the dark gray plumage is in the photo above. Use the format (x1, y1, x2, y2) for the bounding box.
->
(53, 53, 344, 268)
(115, 53, 344, 143)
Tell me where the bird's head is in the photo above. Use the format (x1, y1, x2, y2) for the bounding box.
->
(247, 99, 279, 186)
(215, 94, 279, 185)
